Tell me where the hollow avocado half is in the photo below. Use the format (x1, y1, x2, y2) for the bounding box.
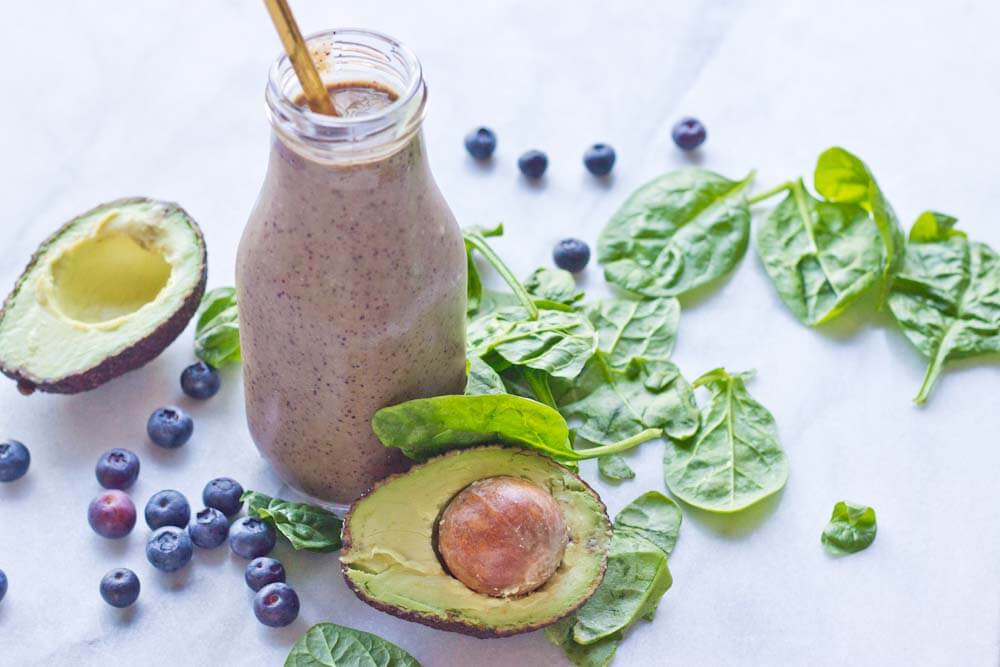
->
(340, 445, 612, 638)
(0, 198, 206, 394)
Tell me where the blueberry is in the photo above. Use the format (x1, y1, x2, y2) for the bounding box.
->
(245, 557, 286, 592)
(671, 117, 707, 151)
(203, 477, 244, 517)
(188, 507, 229, 549)
(95, 448, 140, 490)
(145, 490, 191, 529)
(253, 582, 300, 627)
(0, 439, 30, 482)
(99, 568, 140, 608)
(464, 127, 497, 160)
(180, 362, 220, 400)
(553, 238, 591, 273)
(583, 144, 616, 176)
(518, 150, 548, 179)
(147, 406, 193, 449)
(0, 569, 7, 603)
(88, 490, 137, 539)
(229, 517, 277, 559)
(146, 527, 194, 572)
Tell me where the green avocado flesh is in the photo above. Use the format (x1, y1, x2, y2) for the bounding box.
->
(341, 446, 612, 637)
(0, 198, 206, 393)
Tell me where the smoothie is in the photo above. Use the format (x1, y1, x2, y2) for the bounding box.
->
(236, 31, 467, 507)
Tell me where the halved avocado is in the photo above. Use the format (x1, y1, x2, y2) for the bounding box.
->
(0, 198, 206, 394)
(340, 446, 612, 638)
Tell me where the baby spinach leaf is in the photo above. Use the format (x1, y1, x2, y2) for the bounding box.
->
(464, 225, 539, 319)
(887, 213, 1000, 403)
(372, 393, 575, 462)
(545, 617, 620, 667)
(586, 297, 680, 368)
(464, 223, 504, 316)
(242, 491, 342, 553)
(285, 622, 421, 667)
(572, 531, 672, 645)
(464, 357, 506, 395)
(524, 267, 584, 306)
(613, 491, 682, 558)
(597, 454, 635, 482)
(821, 501, 877, 555)
(755, 179, 882, 325)
(664, 368, 788, 513)
(597, 168, 753, 297)
(556, 356, 699, 446)
(194, 287, 240, 367)
(814, 147, 904, 296)
(467, 306, 598, 379)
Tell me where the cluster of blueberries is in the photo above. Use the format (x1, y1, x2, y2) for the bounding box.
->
(0, 360, 300, 628)
(462, 116, 708, 179)
(463, 117, 708, 280)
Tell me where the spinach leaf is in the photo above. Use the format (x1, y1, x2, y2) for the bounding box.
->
(372, 393, 575, 461)
(572, 531, 672, 645)
(242, 491, 342, 552)
(613, 491, 682, 558)
(597, 168, 753, 297)
(194, 287, 240, 367)
(887, 213, 1000, 403)
(821, 501, 877, 555)
(464, 357, 506, 395)
(556, 356, 699, 446)
(467, 306, 598, 379)
(464, 223, 504, 316)
(755, 179, 882, 325)
(545, 616, 620, 667)
(814, 147, 904, 296)
(586, 297, 680, 368)
(524, 267, 584, 306)
(285, 622, 421, 667)
(464, 225, 540, 319)
(663, 368, 788, 513)
(597, 453, 635, 482)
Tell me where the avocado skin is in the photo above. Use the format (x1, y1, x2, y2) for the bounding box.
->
(0, 197, 207, 395)
(340, 445, 611, 638)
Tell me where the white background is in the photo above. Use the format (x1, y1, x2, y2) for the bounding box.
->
(1, 1, 998, 665)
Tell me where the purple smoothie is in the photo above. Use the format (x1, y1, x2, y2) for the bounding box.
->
(236, 31, 467, 507)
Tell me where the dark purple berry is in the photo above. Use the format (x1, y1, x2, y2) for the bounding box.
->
(100, 568, 140, 608)
(0, 439, 30, 482)
(553, 238, 591, 273)
(518, 150, 548, 179)
(88, 490, 137, 539)
(464, 127, 497, 160)
(245, 557, 286, 592)
(229, 517, 277, 559)
(253, 582, 300, 627)
(180, 362, 220, 400)
(145, 490, 191, 529)
(188, 508, 229, 549)
(146, 527, 193, 572)
(671, 117, 707, 151)
(147, 407, 193, 449)
(203, 477, 244, 517)
(583, 144, 616, 176)
(95, 448, 140, 490)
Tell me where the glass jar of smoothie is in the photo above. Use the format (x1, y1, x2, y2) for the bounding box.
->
(237, 29, 467, 509)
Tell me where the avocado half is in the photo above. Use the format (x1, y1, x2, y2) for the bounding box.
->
(340, 446, 612, 638)
(0, 198, 206, 394)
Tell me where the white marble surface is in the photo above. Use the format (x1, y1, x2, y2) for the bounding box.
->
(1, 1, 999, 665)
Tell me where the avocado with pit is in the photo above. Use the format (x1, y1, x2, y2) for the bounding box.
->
(340, 445, 612, 638)
(0, 198, 206, 394)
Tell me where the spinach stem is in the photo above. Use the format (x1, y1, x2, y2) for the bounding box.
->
(464, 232, 539, 320)
(747, 181, 792, 205)
(580, 428, 664, 459)
(525, 369, 558, 409)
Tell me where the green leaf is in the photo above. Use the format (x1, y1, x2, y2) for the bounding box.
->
(613, 491, 682, 558)
(821, 501, 877, 555)
(372, 393, 575, 462)
(467, 306, 599, 379)
(194, 287, 240, 367)
(814, 147, 904, 297)
(586, 297, 680, 368)
(544, 617, 620, 667)
(242, 491, 343, 553)
(524, 267, 584, 306)
(597, 168, 753, 297)
(464, 357, 506, 395)
(284, 622, 421, 667)
(887, 214, 1000, 403)
(597, 454, 635, 482)
(755, 179, 882, 325)
(664, 368, 788, 513)
(556, 356, 699, 446)
(464, 224, 504, 316)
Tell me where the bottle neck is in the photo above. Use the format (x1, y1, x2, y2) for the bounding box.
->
(265, 29, 427, 165)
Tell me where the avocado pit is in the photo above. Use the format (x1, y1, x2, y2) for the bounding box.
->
(437, 475, 568, 598)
